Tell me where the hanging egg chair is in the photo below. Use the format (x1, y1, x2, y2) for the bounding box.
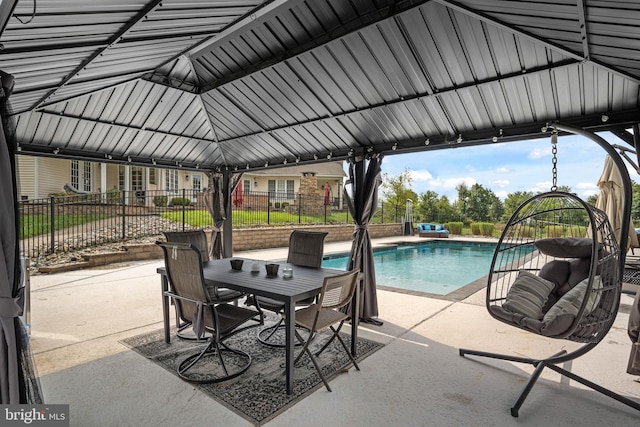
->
(460, 124, 640, 417)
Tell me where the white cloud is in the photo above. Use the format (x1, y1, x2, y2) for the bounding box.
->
(576, 182, 598, 190)
(495, 167, 509, 173)
(409, 170, 433, 181)
(442, 177, 476, 189)
(529, 181, 553, 193)
(496, 190, 508, 200)
(581, 189, 599, 198)
(528, 147, 551, 159)
(489, 179, 509, 188)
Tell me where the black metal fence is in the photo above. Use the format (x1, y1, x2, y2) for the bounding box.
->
(19, 188, 405, 259)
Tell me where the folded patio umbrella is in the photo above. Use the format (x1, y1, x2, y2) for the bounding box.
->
(595, 155, 639, 251)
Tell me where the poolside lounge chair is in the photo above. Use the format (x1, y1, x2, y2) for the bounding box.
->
(417, 223, 449, 238)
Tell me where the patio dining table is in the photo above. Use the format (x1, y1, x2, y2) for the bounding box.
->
(157, 258, 358, 394)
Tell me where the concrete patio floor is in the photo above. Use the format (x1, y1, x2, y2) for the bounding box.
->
(28, 236, 640, 426)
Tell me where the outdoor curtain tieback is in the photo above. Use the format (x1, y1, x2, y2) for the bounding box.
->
(0, 289, 24, 318)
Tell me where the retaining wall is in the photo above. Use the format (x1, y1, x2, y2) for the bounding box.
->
(37, 223, 403, 273)
(232, 223, 402, 251)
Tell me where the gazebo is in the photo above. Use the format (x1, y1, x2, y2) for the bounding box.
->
(2, 0, 640, 405)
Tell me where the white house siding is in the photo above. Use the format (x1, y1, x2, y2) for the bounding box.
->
(105, 163, 119, 192)
(36, 157, 73, 197)
(17, 155, 35, 200)
(17, 156, 70, 199)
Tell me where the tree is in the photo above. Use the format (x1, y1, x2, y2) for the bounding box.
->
(416, 191, 457, 222)
(454, 183, 472, 220)
(415, 190, 439, 221)
(502, 191, 534, 222)
(435, 195, 457, 222)
(632, 181, 640, 221)
(380, 169, 418, 222)
(457, 183, 502, 221)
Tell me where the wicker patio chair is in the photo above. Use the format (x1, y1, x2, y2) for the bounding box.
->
(157, 241, 261, 383)
(247, 230, 328, 346)
(292, 269, 361, 392)
(459, 191, 640, 416)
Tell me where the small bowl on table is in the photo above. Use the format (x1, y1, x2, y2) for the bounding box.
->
(230, 259, 244, 270)
(265, 263, 279, 277)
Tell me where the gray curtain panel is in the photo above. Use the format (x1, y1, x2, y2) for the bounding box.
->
(204, 172, 241, 259)
(0, 70, 42, 404)
(344, 154, 383, 323)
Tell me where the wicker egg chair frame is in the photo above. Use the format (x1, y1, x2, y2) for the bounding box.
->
(459, 123, 640, 417)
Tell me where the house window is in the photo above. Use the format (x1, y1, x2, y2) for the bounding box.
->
(71, 160, 79, 189)
(165, 169, 178, 192)
(131, 167, 143, 191)
(71, 160, 92, 191)
(192, 174, 202, 191)
(83, 161, 91, 192)
(118, 166, 125, 190)
(149, 168, 157, 185)
(243, 179, 251, 192)
(268, 179, 294, 199)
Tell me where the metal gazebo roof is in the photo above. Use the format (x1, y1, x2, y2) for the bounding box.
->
(1, 0, 639, 171)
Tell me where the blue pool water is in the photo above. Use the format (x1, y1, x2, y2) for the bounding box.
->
(322, 241, 499, 295)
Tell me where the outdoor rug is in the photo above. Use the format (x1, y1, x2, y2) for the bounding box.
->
(121, 320, 384, 425)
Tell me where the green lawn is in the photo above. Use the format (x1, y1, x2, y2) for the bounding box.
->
(20, 213, 113, 239)
(161, 209, 353, 228)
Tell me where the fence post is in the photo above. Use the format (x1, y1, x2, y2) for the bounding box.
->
(182, 188, 186, 231)
(298, 193, 302, 224)
(49, 196, 55, 254)
(267, 191, 271, 225)
(121, 190, 126, 239)
(324, 203, 327, 224)
(381, 202, 384, 224)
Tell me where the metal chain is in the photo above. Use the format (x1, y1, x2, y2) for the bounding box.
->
(550, 132, 558, 191)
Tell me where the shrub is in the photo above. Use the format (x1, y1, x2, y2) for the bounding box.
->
(566, 225, 585, 237)
(446, 221, 463, 234)
(471, 222, 495, 236)
(546, 225, 564, 237)
(170, 197, 191, 206)
(282, 202, 289, 208)
(274, 202, 281, 209)
(518, 225, 535, 238)
(106, 188, 121, 205)
(478, 222, 495, 236)
(153, 195, 168, 207)
(470, 223, 481, 235)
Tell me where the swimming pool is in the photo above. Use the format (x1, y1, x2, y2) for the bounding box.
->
(321, 240, 500, 296)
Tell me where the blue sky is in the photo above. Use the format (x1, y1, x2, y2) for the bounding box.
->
(377, 131, 640, 202)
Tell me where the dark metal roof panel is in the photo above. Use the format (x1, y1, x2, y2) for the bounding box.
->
(3, 0, 640, 171)
(42, 80, 213, 141)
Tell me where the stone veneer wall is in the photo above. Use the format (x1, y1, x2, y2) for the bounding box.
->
(232, 223, 402, 251)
